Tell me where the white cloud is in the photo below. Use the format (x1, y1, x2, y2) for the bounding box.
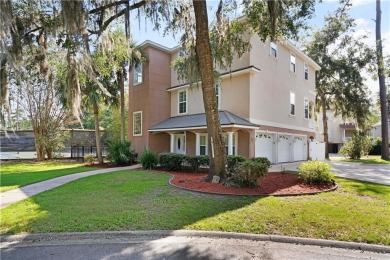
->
(351, 0, 375, 7)
(355, 18, 369, 27)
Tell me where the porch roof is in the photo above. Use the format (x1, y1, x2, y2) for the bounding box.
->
(149, 111, 259, 132)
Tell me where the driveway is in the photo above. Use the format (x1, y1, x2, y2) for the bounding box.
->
(270, 161, 390, 186)
(330, 162, 390, 185)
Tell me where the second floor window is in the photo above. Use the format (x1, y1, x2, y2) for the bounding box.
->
(304, 63, 309, 80)
(309, 102, 313, 119)
(215, 85, 221, 110)
(290, 54, 296, 73)
(133, 111, 142, 136)
(133, 63, 143, 85)
(270, 42, 277, 58)
(304, 98, 309, 119)
(178, 90, 187, 114)
(290, 92, 295, 115)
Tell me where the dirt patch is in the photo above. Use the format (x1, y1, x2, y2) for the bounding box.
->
(168, 172, 337, 196)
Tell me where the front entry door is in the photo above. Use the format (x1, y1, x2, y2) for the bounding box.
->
(174, 134, 186, 154)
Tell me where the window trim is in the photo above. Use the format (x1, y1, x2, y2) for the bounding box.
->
(304, 98, 309, 119)
(290, 53, 296, 73)
(133, 111, 142, 136)
(290, 91, 296, 116)
(304, 63, 309, 81)
(215, 85, 221, 110)
(178, 89, 188, 115)
(199, 133, 208, 155)
(133, 63, 143, 85)
(270, 42, 277, 58)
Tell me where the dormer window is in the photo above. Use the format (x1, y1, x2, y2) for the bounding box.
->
(133, 63, 143, 85)
(290, 54, 296, 73)
(270, 42, 277, 58)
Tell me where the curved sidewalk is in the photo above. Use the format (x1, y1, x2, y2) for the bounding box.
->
(0, 164, 141, 209)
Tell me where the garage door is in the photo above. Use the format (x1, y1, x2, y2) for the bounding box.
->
(293, 136, 306, 161)
(255, 133, 274, 163)
(277, 135, 291, 163)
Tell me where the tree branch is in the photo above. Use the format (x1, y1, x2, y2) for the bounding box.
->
(87, 1, 146, 35)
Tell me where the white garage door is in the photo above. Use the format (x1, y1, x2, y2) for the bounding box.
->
(277, 135, 291, 163)
(293, 136, 306, 161)
(255, 133, 274, 163)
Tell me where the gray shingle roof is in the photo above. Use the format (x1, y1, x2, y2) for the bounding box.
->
(149, 111, 258, 131)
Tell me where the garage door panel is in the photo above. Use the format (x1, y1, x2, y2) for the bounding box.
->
(293, 136, 306, 161)
(255, 133, 274, 163)
(277, 135, 290, 163)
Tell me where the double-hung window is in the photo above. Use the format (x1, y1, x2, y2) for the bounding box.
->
(304, 63, 309, 80)
(304, 98, 309, 119)
(215, 85, 221, 110)
(178, 90, 187, 114)
(133, 111, 142, 136)
(290, 92, 296, 116)
(270, 42, 277, 58)
(290, 54, 296, 73)
(224, 133, 237, 155)
(133, 63, 143, 85)
(199, 134, 207, 155)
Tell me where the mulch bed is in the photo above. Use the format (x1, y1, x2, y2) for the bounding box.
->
(169, 172, 337, 196)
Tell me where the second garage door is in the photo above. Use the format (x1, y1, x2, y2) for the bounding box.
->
(255, 133, 275, 163)
(293, 136, 306, 161)
(277, 135, 291, 163)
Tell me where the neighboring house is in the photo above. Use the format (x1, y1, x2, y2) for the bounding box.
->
(371, 121, 390, 140)
(316, 111, 357, 153)
(128, 38, 320, 164)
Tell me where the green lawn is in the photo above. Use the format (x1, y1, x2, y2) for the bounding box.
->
(0, 162, 98, 192)
(330, 155, 390, 164)
(1, 170, 389, 245)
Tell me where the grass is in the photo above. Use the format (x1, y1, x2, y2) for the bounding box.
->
(330, 155, 390, 164)
(0, 161, 98, 192)
(1, 170, 389, 245)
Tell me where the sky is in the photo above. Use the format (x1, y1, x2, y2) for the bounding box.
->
(130, 0, 390, 95)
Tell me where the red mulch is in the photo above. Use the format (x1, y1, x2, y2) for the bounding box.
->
(169, 172, 337, 196)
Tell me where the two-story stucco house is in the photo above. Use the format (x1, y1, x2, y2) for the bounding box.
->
(128, 37, 320, 164)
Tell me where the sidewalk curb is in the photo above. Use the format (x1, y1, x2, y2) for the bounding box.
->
(1, 230, 389, 254)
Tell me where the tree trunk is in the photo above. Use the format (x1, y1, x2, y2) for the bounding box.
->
(46, 148, 53, 160)
(118, 69, 126, 143)
(193, 0, 227, 181)
(376, 0, 389, 160)
(321, 95, 329, 159)
(34, 131, 46, 161)
(93, 101, 103, 164)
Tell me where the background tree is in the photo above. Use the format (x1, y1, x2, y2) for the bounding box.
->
(305, 0, 374, 158)
(375, 0, 389, 160)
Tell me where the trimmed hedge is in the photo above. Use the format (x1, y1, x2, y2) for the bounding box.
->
(184, 155, 209, 173)
(159, 153, 186, 171)
(298, 161, 334, 185)
(227, 155, 246, 173)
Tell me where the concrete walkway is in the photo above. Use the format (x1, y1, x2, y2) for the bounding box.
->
(0, 164, 141, 209)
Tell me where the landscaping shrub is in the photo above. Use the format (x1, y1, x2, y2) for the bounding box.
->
(106, 140, 137, 165)
(83, 153, 95, 165)
(184, 155, 209, 173)
(227, 155, 246, 173)
(250, 157, 271, 168)
(159, 153, 185, 171)
(140, 149, 158, 170)
(339, 132, 372, 159)
(298, 161, 334, 185)
(230, 159, 268, 188)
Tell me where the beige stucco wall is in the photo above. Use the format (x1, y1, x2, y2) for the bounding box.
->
(316, 111, 357, 144)
(248, 37, 316, 134)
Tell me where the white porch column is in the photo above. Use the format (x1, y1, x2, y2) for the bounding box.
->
(343, 129, 346, 142)
(170, 134, 175, 153)
(228, 132, 234, 155)
(195, 133, 200, 155)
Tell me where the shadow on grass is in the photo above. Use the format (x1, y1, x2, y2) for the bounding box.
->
(335, 177, 390, 196)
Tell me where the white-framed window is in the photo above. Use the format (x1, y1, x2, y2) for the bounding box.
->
(199, 134, 208, 155)
(304, 63, 309, 80)
(133, 63, 143, 85)
(215, 85, 221, 110)
(290, 92, 295, 116)
(304, 98, 309, 119)
(309, 102, 313, 119)
(178, 90, 187, 114)
(290, 54, 296, 73)
(270, 42, 277, 58)
(133, 111, 142, 136)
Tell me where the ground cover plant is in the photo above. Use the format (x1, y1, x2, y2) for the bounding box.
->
(1, 170, 389, 245)
(0, 161, 98, 192)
